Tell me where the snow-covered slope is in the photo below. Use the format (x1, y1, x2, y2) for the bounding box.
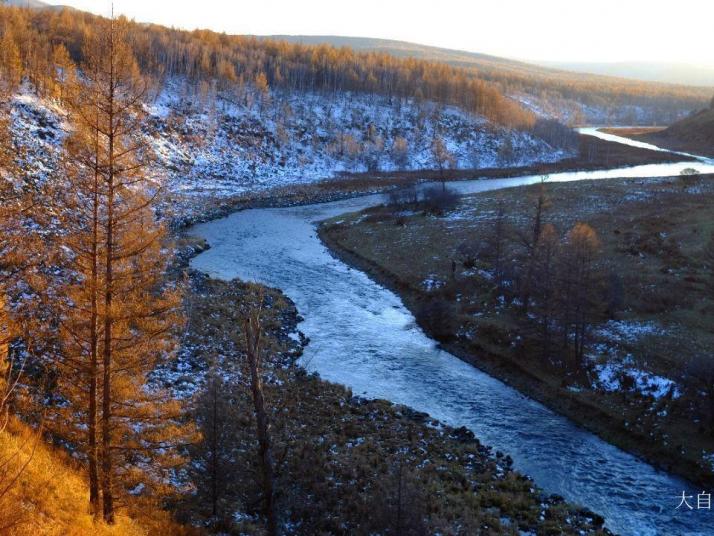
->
(148, 85, 572, 196)
(7, 82, 574, 220)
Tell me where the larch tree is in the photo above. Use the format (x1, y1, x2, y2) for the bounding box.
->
(53, 16, 194, 522)
(0, 30, 22, 91)
(191, 369, 242, 519)
(431, 134, 454, 186)
(558, 223, 602, 369)
(531, 223, 560, 358)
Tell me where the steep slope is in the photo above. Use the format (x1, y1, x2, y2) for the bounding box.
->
(9, 84, 574, 223)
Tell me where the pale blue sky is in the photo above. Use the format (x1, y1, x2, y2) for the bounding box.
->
(55, 0, 714, 66)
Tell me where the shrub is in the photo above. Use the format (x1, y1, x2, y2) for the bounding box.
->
(420, 186, 459, 216)
(387, 185, 418, 206)
(679, 168, 700, 190)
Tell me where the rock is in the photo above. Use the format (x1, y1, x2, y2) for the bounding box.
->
(452, 426, 476, 442)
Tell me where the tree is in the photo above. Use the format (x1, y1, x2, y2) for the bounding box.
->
(191, 370, 242, 520)
(431, 134, 455, 186)
(53, 16, 194, 522)
(531, 224, 560, 357)
(50, 44, 75, 101)
(255, 72, 270, 114)
(392, 136, 409, 168)
(362, 126, 385, 172)
(497, 136, 515, 165)
(366, 461, 428, 536)
(679, 167, 700, 191)
(518, 177, 550, 313)
(0, 30, 22, 90)
(241, 292, 278, 536)
(558, 223, 602, 369)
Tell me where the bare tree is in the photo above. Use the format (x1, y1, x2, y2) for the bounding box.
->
(531, 224, 560, 358)
(517, 177, 550, 313)
(242, 292, 278, 536)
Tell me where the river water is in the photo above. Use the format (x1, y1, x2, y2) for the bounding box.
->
(190, 129, 714, 535)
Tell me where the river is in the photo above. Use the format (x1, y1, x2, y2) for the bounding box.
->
(190, 129, 714, 535)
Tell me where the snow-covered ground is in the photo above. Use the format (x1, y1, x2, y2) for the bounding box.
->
(589, 320, 680, 400)
(511, 92, 691, 126)
(147, 84, 572, 201)
(7, 82, 574, 221)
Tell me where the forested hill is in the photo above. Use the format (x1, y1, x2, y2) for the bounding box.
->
(0, 4, 533, 128)
(1, 3, 710, 127)
(269, 35, 713, 125)
(0, 3, 581, 222)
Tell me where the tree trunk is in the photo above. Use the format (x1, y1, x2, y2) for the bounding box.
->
(101, 37, 116, 521)
(211, 387, 218, 518)
(88, 131, 100, 514)
(244, 315, 277, 536)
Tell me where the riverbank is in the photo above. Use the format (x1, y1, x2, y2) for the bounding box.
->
(602, 126, 714, 159)
(319, 174, 714, 490)
(173, 131, 695, 229)
(161, 255, 610, 534)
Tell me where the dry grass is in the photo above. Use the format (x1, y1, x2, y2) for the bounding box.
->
(0, 419, 146, 535)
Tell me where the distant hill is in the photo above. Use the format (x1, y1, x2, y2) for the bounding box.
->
(270, 35, 714, 88)
(3, 0, 50, 8)
(266, 35, 544, 72)
(642, 105, 714, 157)
(267, 35, 712, 125)
(538, 61, 714, 88)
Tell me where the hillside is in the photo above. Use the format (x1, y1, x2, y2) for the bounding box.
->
(639, 105, 714, 157)
(9, 83, 574, 224)
(269, 35, 712, 125)
(0, 419, 145, 535)
(540, 60, 714, 88)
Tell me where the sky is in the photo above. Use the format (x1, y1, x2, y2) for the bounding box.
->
(52, 0, 714, 67)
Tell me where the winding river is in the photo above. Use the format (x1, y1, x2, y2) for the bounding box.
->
(190, 129, 714, 535)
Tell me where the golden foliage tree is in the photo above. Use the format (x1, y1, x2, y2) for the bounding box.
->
(50, 16, 194, 523)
